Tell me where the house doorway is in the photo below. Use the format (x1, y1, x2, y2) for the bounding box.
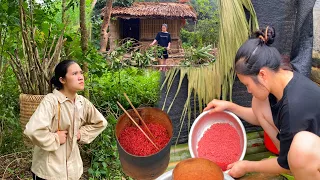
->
(120, 18, 140, 41)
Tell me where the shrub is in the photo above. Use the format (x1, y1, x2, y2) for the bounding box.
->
(86, 67, 160, 179)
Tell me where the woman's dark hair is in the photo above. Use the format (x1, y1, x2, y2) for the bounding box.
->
(235, 26, 282, 77)
(50, 60, 76, 90)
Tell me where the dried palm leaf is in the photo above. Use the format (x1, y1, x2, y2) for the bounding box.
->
(162, 0, 259, 144)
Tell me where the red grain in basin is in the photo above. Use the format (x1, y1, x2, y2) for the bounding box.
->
(119, 123, 170, 156)
(197, 123, 241, 171)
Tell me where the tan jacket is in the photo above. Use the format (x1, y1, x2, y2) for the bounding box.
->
(24, 89, 107, 180)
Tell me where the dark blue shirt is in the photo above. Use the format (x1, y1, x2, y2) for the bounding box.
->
(155, 32, 171, 47)
(269, 71, 320, 169)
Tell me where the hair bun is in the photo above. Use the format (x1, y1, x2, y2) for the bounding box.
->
(50, 75, 59, 86)
(254, 26, 276, 46)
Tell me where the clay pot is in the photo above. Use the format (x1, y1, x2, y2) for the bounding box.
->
(173, 158, 224, 180)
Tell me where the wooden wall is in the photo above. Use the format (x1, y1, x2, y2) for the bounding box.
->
(140, 19, 183, 53)
(140, 19, 181, 40)
(109, 18, 184, 53)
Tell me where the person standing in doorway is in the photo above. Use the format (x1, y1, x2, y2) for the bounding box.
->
(150, 24, 171, 71)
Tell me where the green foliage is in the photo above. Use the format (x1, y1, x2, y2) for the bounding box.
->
(0, 0, 20, 67)
(0, 0, 63, 61)
(180, 0, 219, 47)
(190, 0, 217, 20)
(0, 0, 162, 179)
(180, 28, 203, 47)
(86, 67, 160, 179)
(181, 45, 215, 66)
(0, 68, 22, 154)
(88, 67, 160, 112)
(86, 114, 125, 179)
(0, 0, 19, 29)
(180, 6, 220, 47)
(113, 0, 134, 7)
(135, 0, 177, 2)
(83, 52, 160, 179)
(180, 12, 219, 47)
(90, 13, 103, 49)
(106, 39, 164, 69)
(195, 17, 219, 44)
(85, 47, 108, 77)
(20, 0, 63, 50)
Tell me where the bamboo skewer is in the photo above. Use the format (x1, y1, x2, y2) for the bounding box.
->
(117, 101, 159, 150)
(123, 93, 156, 140)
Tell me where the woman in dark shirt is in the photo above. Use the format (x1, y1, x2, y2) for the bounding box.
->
(150, 24, 171, 71)
(204, 27, 320, 180)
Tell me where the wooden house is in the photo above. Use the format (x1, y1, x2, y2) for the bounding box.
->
(101, 2, 197, 53)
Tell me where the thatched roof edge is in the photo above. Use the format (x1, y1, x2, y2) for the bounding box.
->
(101, 2, 197, 20)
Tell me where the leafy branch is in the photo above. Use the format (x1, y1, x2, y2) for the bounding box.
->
(181, 45, 215, 66)
(7, 0, 66, 95)
(106, 39, 164, 69)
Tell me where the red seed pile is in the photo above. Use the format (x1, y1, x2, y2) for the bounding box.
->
(197, 123, 241, 171)
(118, 123, 170, 156)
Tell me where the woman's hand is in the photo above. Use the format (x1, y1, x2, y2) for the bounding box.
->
(203, 99, 231, 113)
(227, 160, 249, 178)
(57, 130, 68, 145)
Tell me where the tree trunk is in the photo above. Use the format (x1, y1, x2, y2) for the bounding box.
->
(0, 27, 4, 72)
(80, 0, 89, 98)
(82, 61, 89, 97)
(80, 0, 88, 53)
(99, 0, 113, 53)
(62, 0, 66, 23)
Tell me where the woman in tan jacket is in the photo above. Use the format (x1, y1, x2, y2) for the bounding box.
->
(24, 60, 108, 180)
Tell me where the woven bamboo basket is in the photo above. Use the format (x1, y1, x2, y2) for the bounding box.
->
(19, 94, 45, 147)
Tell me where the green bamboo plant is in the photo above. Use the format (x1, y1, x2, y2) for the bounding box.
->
(162, 0, 259, 144)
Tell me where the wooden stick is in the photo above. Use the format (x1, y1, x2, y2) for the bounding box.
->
(123, 93, 156, 140)
(117, 101, 159, 150)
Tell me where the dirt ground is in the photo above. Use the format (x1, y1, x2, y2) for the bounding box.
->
(0, 150, 91, 180)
